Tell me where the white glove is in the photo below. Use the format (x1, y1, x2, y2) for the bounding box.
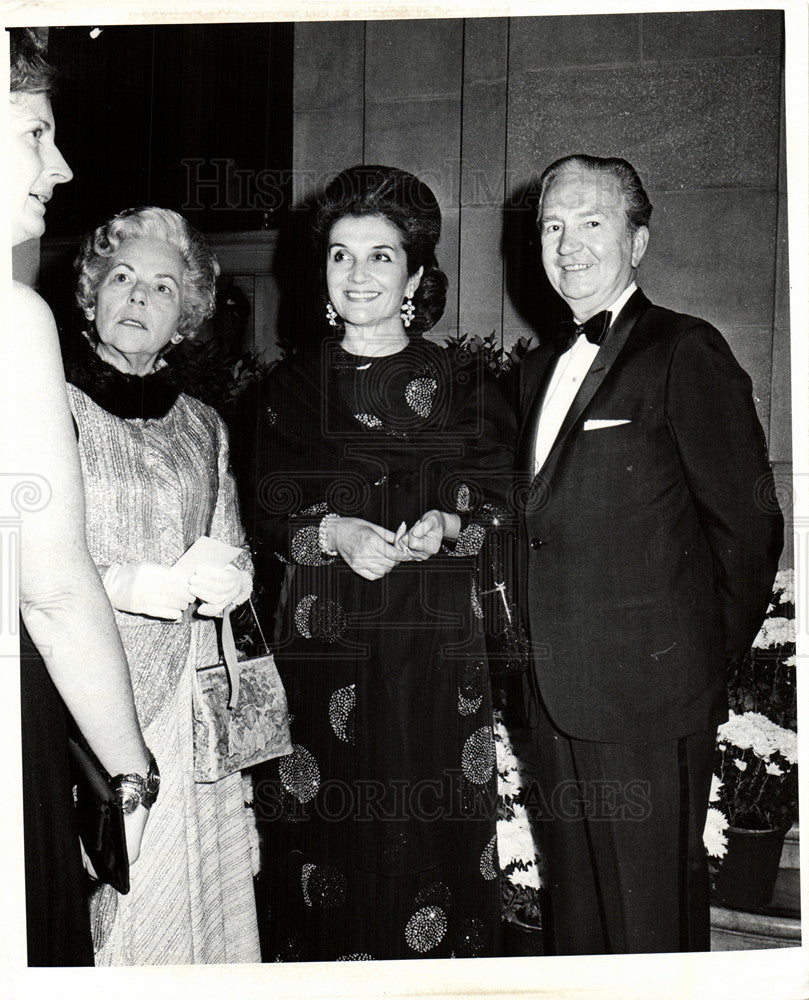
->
(188, 564, 250, 617)
(103, 562, 194, 621)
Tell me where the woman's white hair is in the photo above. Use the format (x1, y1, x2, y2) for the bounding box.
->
(75, 206, 220, 338)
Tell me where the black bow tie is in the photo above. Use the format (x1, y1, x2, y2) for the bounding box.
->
(557, 310, 612, 353)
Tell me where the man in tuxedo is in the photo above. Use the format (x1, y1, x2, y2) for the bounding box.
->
(518, 154, 783, 954)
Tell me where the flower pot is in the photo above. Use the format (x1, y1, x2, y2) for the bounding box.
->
(711, 824, 790, 911)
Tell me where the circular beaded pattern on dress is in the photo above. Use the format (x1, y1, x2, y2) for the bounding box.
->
(453, 917, 486, 958)
(404, 905, 448, 953)
(301, 862, 315, 906)
(458, 689, 483, 716)
(453, 521, 486, 558)
(337, 953, 374, 961)
(354, 412, 383, 430)
(470, 579, 484, 620)
(456, 481, 471, 512)
(278, 744, 321, 803)
(462, 726, 495, 785)
(291, 525, 324, 565)
(300, 500, 329, 516)
(328, 684, 356, 743)
(294, 595, 347, 642)
(309, 864, 347, 909)
(275, 932, 305, 962)
(404, 377, 438, 418)
(294, 595, 317, 638)
(479, 834, 498, 880)
(310, 598, 347, 643)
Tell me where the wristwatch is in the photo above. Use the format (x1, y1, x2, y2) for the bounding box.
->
(109, 750, 160, 814)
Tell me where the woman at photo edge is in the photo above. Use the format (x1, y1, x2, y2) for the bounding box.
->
(8, 28, 152, 966)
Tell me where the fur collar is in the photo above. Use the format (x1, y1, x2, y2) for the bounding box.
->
(65, 336, 181, 420)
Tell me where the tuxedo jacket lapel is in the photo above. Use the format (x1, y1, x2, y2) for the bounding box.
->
(516, 341, 557, 475)
(537, 289, 650, 482)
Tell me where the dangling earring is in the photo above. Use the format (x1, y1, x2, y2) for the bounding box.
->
(170, 332, 184, 345)
(401, 297, 415, 329)
(326, 301, 339, 327)
(81, 309, 96, 348)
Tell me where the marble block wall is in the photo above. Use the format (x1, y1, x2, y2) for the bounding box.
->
(292, 11, 791, 549)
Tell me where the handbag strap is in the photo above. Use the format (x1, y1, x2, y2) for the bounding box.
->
(220, 606, 241, 710)
(248, 597, 271, 656)
(220, 600, 271, 710)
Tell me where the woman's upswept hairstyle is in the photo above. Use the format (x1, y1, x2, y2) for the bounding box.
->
(537, 153, 653, 234)
(313, 164, 448, 334)
(9, 27, 57, 95)
(75, 207, 221, 339)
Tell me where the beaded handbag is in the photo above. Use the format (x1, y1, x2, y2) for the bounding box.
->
(193, 599, 292, 782)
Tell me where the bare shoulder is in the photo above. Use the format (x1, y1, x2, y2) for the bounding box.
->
(11, 281, 58, 350)
(8, 282, 63, 375)
(12, 280, 56, 324)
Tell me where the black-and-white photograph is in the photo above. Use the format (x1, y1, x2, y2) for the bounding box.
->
(3, 3, 806, 998)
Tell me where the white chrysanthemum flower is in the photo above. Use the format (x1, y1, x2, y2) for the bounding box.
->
(498, 771, 523, 801)
(703, 807, 729, 859)
(495, 712, 545, 890)
(717, 711, 798, 766)
(779, 730, 799, 766)
(753, 616, 795, 649)
(496, 804, 536, 866)
(784, 655, 796, 668)
(495, 716, 535, 803)
(709, 774, 723, 802)
(766, 761, 785, 776)
(494, 715, 516, 760)
(774, 568, 795, 605)
(507, 863, 541, 891)
(733, 758, 748, 771)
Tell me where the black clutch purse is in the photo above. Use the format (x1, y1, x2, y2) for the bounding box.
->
(68, 737, 130, 895)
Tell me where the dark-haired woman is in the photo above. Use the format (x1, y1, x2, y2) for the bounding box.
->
(245, 165, 516, 961)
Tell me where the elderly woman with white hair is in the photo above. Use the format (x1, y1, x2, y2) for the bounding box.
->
(66, 206, 260, 965)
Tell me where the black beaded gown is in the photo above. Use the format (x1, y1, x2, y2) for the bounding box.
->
(20, 619, 94, 966)
(245, 338, 516, 962)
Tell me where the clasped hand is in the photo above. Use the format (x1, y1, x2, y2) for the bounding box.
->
(103, 561, 246, 620)
(331, 517, 405, 581)
(332, 511, 458, 579)
(396, 510, 448, 561)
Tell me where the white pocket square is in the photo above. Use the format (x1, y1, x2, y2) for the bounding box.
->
(583, 419, 632, 431)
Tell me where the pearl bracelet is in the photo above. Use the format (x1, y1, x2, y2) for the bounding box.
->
(318, 513, 339, 556)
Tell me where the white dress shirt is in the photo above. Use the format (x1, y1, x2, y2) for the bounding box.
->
(533, 282, 638, 475)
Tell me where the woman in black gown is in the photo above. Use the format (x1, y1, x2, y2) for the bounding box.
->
(9, 29, 153, 965)
(246, 166, 515, 961)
